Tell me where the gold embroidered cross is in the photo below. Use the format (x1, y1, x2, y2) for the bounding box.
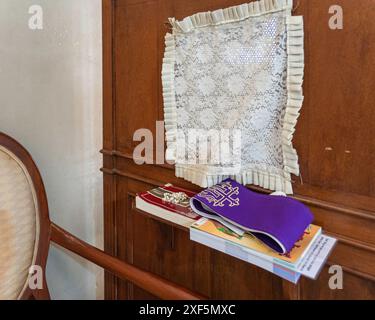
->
(199, 181, 240, 207)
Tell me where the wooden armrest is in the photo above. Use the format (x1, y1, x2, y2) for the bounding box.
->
(50, 223, 205, 300)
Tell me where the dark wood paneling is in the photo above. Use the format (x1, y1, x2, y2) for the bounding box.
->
(115, 0, 160, 153)
(102, 0, 117, 299)
(301, 265, 375, 300)
(305, 0, 375, 195)
(113, 176, 288, 300)
(123, 178, 212, 299)
(103, 0, 375, 299)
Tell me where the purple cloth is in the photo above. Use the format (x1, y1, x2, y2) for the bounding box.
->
(190, 179, 313, 253)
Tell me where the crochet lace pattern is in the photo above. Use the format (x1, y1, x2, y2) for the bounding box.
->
(162, 0, 304, 194)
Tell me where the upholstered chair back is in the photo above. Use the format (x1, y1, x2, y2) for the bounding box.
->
(0, 132, 202, 300)
(0, 146, 39, 300)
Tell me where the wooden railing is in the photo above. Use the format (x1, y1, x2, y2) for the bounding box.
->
(51, 223, 205, 300)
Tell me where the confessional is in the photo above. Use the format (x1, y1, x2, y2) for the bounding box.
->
(101, 0, 375, 299)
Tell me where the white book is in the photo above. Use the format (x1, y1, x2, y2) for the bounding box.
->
(190, 228, 301, 284)
(135, 184, 200, 229)
(192, 217, 322, 268)
(190, 224, 336, 281)
(136, 195, 195, 228)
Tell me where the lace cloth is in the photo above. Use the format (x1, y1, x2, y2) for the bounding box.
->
(162, 0, 304, 194)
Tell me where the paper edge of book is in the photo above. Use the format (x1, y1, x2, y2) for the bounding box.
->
(193, 217, 322, 268)
(135, 194, 336, 283)
(190, 226, 336, 281)
(136, 196, 195, 228)
(190, 229, 300, 284)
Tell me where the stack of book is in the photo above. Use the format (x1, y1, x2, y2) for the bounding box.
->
(136, 184, 200, 228)
(136, 184, 336, 284)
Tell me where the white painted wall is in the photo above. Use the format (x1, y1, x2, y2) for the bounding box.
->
(0, 0, 103, 299)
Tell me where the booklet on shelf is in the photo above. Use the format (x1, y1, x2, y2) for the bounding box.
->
(190, 218, 336, 280)
(136, 184, 200, 228)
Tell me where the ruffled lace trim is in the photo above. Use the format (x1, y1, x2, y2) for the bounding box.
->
(283, 15, 304, 179)
(176, 165, 293, 194)
(169, 0, 293, 33)
(162, 33, 177, 161)
(162, 0, 304, 194)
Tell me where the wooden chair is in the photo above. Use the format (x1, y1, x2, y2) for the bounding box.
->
(0, 132, 203, 300)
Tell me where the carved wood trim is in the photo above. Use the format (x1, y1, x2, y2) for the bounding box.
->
(326, 261, 375, 283)
(101, 149, 174, 170)
(101, 165, 375, 222)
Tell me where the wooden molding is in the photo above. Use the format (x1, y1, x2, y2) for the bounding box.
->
(101, 165, 375, 223)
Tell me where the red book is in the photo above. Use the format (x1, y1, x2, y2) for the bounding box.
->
(136, 184, 200, 228)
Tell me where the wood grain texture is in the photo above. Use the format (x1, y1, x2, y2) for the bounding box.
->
(102, 0, 118, 299)
(102, 0, 375, 299)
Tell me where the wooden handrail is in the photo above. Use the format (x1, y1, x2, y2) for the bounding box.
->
(50, 223, 205, 300)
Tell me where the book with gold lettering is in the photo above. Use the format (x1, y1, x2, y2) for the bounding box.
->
(136, 184, 200, 228)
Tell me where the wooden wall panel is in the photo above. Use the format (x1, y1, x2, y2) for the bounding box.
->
(305, 0, 375, 196)
(112, 175, 288, 300)
(301, 266, 375, 300)
(102, 0, 375, 300)
(102, 0, 117, 299)
(115, 0, 160, 153)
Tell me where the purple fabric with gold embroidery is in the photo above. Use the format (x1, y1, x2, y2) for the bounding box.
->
(190, 179, 313, 253)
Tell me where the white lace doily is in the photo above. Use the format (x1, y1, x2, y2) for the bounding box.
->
(162, 0, 304, 194)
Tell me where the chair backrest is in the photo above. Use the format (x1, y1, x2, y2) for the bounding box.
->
(0, 133, 50, 300)
(0, 132, 202, 300)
